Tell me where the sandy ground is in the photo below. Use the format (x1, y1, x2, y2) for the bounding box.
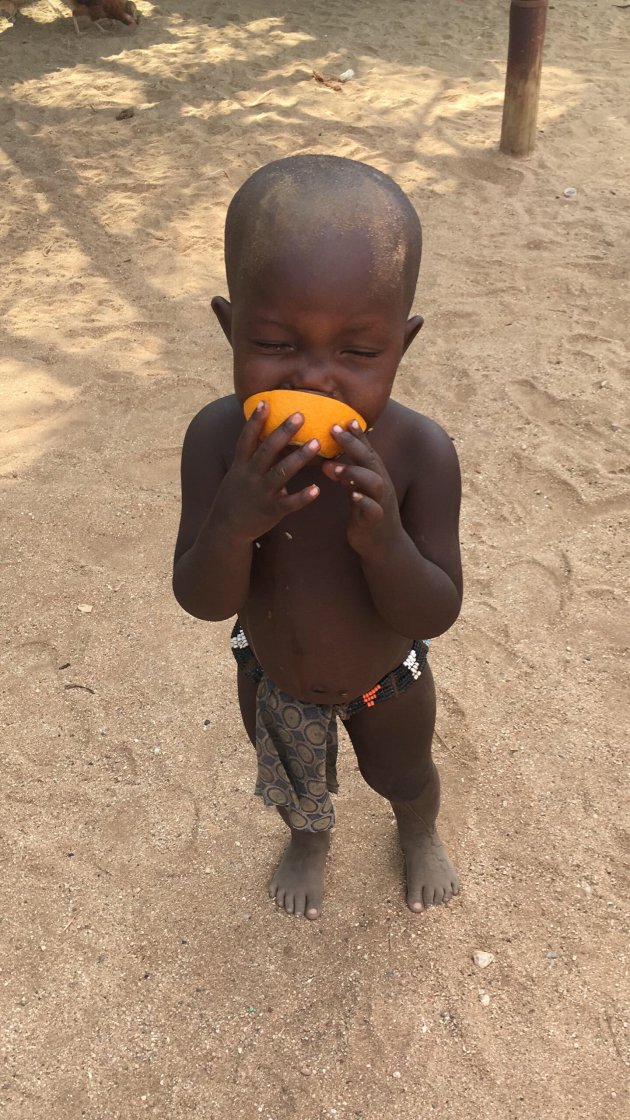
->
(1, 1, 628, 1117)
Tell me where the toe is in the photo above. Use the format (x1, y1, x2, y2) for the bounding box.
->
(422, 885, 436, 909)
(284, 893, 295, 915)
(293, 893, 306, 918)
(305, 904, 320, 920)
(275, 888, 286, 910)
(408, 897, 423, 913)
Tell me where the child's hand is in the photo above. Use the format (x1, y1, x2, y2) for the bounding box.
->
(213, 401, 321, 544)
(321, 421, 401, 553)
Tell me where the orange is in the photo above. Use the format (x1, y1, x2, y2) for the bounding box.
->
(243, 390, 367, 459)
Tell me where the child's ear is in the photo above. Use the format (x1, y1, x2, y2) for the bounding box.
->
(211, 296, 233, 345)
(403, 314, 424, 354)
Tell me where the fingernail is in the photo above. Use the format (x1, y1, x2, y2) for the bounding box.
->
(332, 424, 343, 434)
(307, 439, 320, 451)
(351, 419, 361, 431)
(290, 412, 303, 424)
(334, 464, 343, 475)
(309, 485, 319, 496)
(255, 401, 265, 412)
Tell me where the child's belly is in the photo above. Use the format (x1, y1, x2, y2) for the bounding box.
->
(241, 489, 413, 705)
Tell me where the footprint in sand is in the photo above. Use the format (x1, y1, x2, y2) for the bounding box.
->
(508, 378, 626, 474)
(489, 555, 568, 640)
(81, 784, 201, 876)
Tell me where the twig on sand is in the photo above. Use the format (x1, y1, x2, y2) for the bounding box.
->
(312, 70, 343, 92)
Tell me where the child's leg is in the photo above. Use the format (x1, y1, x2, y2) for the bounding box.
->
(237, 669, 330, 920)
(343, 664, 460, 912)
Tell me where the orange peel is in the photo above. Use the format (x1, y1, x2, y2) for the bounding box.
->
(243, 390, 367, 459)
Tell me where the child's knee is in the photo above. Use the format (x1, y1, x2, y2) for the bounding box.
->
(359, 757, 434, 802)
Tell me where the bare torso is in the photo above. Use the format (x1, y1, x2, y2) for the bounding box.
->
(210, 396, 422, 704)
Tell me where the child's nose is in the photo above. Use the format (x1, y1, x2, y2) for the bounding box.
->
(283, 354, 336, 395)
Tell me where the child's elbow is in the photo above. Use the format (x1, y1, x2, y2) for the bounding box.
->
(172, 573, 237, 623)
(425, 585, 463, 639)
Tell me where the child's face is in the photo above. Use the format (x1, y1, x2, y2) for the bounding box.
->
(212, 230, 422, 429)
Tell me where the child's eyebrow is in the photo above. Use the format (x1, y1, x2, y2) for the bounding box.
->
(253, 317, 289, 328)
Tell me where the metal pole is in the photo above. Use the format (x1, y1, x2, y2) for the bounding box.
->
(500, 0, 550, 157)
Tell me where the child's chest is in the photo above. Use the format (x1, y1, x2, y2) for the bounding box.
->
(249, 455, 408, 608)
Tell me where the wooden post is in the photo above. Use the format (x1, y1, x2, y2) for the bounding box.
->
(500, 0, 549, 157)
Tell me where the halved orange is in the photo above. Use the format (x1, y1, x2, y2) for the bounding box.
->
(243, 390, 367, 459)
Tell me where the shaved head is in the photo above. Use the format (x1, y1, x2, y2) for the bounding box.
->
(224, 155, 422, 313)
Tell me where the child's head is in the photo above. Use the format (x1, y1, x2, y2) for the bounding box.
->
(212, 155, 424, 427)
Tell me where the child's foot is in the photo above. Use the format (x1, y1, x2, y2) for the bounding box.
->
(398, 825, 460, 912)
(392, 798, 460, 912)
(269, 829, 330, 919)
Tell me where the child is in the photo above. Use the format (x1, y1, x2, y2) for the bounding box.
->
(173, 155, 463, 921)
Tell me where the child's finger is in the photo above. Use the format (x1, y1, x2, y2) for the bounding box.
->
(234, 399, 269, 461)
(265, 437, 322, 491)
(330, 421, 382, 468)
(349, 490, 384, 522)
(251, 412, 307, 472)
(279, 484, 320, 515)
(323, 462, 384, 502)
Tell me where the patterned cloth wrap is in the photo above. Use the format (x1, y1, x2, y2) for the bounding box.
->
(231, 623, 429, 832)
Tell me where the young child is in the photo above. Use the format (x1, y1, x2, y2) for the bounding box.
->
(173, 155, 463, 921)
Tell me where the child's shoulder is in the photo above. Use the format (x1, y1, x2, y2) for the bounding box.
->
(378, 400, 461, 513)
(182, 393, 242, 459)
(378, 399, 458, 470)
(186, 392, 242, 437)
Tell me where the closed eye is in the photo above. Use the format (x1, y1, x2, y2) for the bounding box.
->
(253, 340, 293, 352)
(345, 349, 380, 358)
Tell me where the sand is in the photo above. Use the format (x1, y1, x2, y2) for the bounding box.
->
(1, 1, 628, 1117)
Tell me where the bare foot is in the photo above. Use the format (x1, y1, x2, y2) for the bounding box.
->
(398, 825, 460, 912)
(269, 829, 330, 919)
(392, 792, 460, 912)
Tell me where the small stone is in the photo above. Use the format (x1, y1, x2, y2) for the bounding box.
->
(479, 991, 491, 1006)
(116, 107, 135, 121)
(545, 950, 558, 960)
(77, 603, 93, 613)
(563, 186, 577, 198)
(473, 950, 494, 968)
(392, 1070, 401, 1079)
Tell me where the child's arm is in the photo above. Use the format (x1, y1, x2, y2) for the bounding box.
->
(173, 399, 321, 621)
(322, 418, 462, 639)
